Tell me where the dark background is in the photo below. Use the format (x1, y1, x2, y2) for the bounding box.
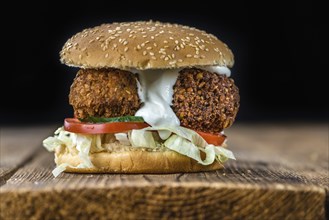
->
(2, 1, 327, 125)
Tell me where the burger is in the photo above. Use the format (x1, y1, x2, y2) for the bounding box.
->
(43, 21, 239, 176)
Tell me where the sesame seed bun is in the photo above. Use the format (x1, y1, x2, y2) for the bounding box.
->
(60, 21, 234, 70)
(55, 147, 222, 174)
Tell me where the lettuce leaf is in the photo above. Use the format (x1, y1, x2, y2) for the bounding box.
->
(42, 127, 94, 177)
(114, 133, 131, 146)
(43, 125, 235, 177)
(129, 129, 157, 148)
(76, 134, 94, 168)
(52, 163, 70, 177)
(129, 126, 235, 164)
(164, 134, 216, 165)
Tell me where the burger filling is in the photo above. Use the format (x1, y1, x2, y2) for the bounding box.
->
(43, 66, 239, 176)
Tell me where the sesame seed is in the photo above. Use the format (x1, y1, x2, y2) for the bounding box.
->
(105, 53, 109, 58)
(169, 60, 177, 65)
(149, 52, 155, 56)
(146, 46, 152, 50)
(186, 54, 192, 58)
(124, 47, 129, 52)
(164, 57, 169, 61)
(123, 40, 128, 45)
(163, 40, 168, 44)
(137, 45, 141, 50)
(175, 40, 179, 44)
(143, 51, 147, 56)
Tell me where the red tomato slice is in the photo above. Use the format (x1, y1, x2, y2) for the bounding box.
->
(196, 130, 226, 146)
(64, 118, 149, 134)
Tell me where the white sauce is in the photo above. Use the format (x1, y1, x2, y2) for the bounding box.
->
(135, 69, 180, 127)
(133, 66, 230, 134)
(199, 66, 231, 77)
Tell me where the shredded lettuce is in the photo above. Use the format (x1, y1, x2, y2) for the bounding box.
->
(43, 137, 63, 152)
(164, 134, 216, 165)
(43, 125, 235, 177)
(43, 127, 94, 177)
(128, 126, 235, 164)
(130, 129, 157, 148)
(52, 163, 70, 177)
(76, 135, 94, 168)
(115, 133, 131, 146)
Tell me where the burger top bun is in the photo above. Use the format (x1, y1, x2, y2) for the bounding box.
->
(60, 21, 234, 70)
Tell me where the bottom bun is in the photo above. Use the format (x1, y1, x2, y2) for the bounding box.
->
(55, 150, 223, 174)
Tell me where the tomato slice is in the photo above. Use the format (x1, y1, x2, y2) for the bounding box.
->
(196, 130, 226, 146)
(64, 118, 226, 145)
(64, 118, 149, 134)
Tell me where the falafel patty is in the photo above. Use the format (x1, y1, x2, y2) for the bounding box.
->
(172, 68, 240, 133)
(69, 68, 140, 118)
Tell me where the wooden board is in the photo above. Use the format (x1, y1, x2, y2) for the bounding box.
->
(0, 126, 56, 186)
(0, 124, 328, 219)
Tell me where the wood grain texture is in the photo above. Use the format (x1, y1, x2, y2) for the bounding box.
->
(0, 124, 328, 219)
(0, 126, 55, 185)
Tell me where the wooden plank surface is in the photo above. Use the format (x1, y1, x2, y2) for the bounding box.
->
(0, 124, 328, 219)
(0, 126, 56, 186)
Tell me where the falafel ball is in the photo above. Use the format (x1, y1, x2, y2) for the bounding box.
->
(172, 68, 240, 133)
(69, 68, 141, 118)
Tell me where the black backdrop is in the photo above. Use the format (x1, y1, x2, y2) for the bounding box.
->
(2, 1, 327, 125)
